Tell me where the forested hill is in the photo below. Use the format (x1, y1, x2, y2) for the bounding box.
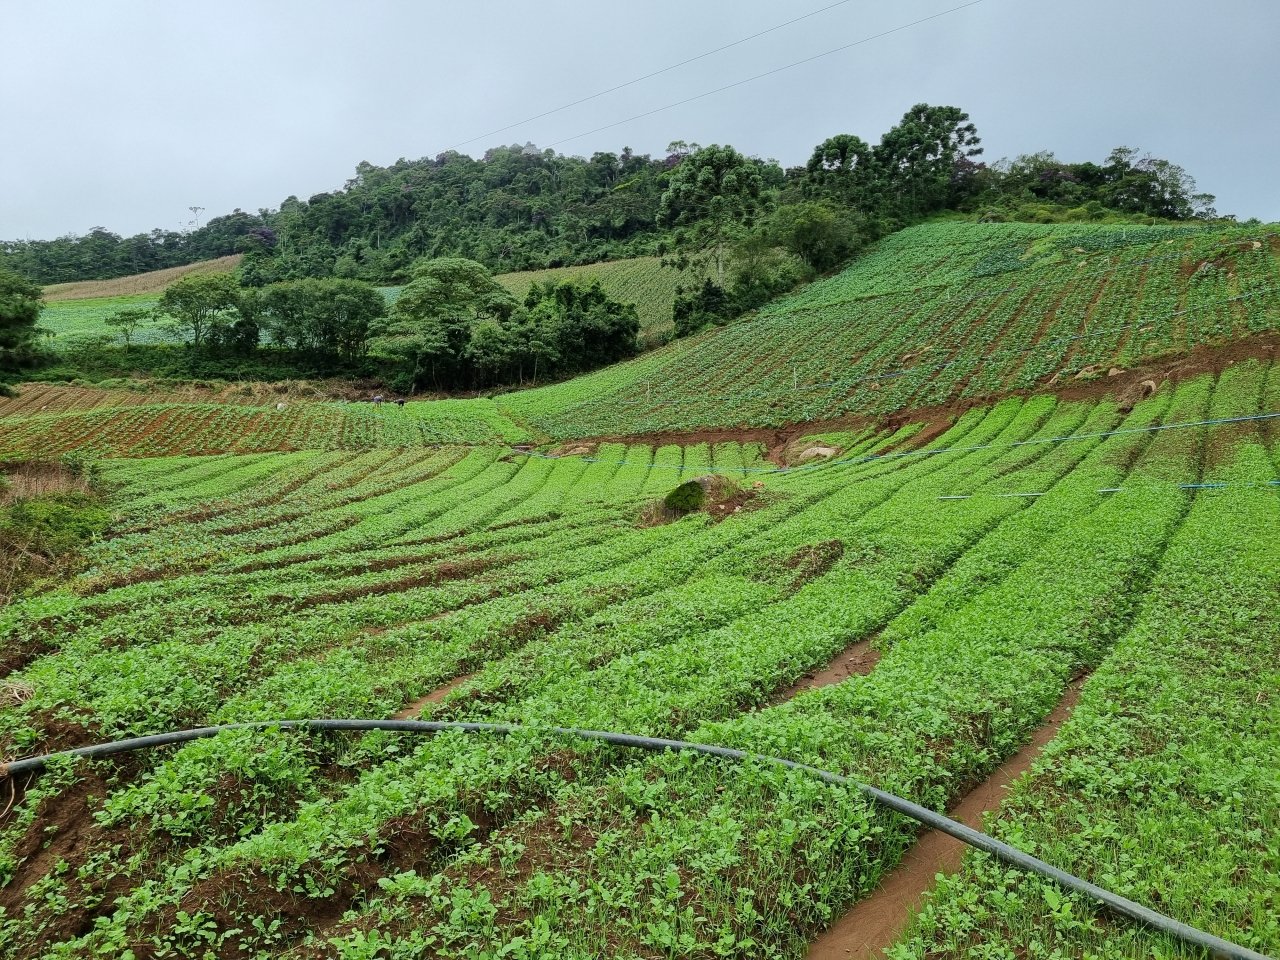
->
(2, 104, 1229, 287)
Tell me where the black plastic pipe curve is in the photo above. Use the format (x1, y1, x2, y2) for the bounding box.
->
(0, 718, 1269, 960)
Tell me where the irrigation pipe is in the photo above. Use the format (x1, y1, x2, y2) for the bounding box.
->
(512, 410, 1280, 477)
(936, 478, 1280, 500)
(0, 719, 1270, 960)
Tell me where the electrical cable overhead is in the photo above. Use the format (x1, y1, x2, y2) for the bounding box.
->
(443, 0, 857, 152)
(545, 0, 987, 149)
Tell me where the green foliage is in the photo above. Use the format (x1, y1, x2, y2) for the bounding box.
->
(157, 272, 247, 350)
(492, 256, 679, 342)
(0, 267, 43, 374)
(2, 374, 1273, 958)
(372, 257, 520, 389)
(662, 480, 706, 513)
(768, 201, 865, 272)
(103, 307, 154, 351)
(253, 277, 384, 359)
(369, 258, 638, 389)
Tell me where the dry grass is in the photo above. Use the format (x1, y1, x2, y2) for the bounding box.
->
(42, 254, 243, 302)
(0, 463, 92, 505)
(1, 681, 33, 707)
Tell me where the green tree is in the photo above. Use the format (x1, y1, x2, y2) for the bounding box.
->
(0, 268, 42, 374)
(659, 145, 772, 280)
(256, 278, 383, 358)
(103, 307, 152, 351)
(157, 272, 243, 349)
(801, 133, 875, 206)
(873, 103, 983, 218)
(768, 201, 864, 272)
(522, 279, 639, 375)
(371, 257, 517, 389)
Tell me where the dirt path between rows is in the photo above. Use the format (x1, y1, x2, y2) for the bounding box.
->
(806, 676, 1086, 960)
(577, 331, 1280, 462)
(393, 672, 478, 720)
(778, 637, 881, 702)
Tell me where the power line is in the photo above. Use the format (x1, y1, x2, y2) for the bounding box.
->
(545, 0, 988, 149)
(444, 0, 857, 152)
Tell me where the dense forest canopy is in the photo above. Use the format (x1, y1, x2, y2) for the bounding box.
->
(2, 104, 1230, 288)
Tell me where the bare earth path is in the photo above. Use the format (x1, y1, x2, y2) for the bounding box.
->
(806, 677, 1086, 960)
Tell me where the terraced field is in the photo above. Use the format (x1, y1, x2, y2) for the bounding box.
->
(503, 221, 1280, 437)
(0, 390, 529, 456)
(1, 361, 1276, 959)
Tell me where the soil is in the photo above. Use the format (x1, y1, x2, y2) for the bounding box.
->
(776, 637, 880, 703)
(804, 677, 1086, 960)
(394, 671, 479, 720)
(576, 330, 1280, 460)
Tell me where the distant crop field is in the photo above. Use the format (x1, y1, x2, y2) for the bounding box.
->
(494, 256, 680, 341)
(383, 257, 681, 342)
(502, 221, 1280, 437)
(37, 293, 178, 347)
(41, 254, 242, 301)
(0, 363, 1276, 958)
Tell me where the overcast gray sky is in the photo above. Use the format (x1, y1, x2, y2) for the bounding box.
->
(3, 0, 1277, 240)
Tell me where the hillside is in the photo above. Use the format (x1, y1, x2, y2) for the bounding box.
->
(501, 220, 1280, 437)
(42, 254, 242, 301)
(494, 256, 679, 342)
(2, 219, 1278, 960)
(38, 257, 243, 349)
(0, 363, 1276, 958)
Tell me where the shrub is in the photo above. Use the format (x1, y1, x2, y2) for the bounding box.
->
(663, 481, 707, 514)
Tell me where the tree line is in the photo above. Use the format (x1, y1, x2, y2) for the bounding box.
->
(37, 259, 638, 392)
(2, 103, 1227, 290)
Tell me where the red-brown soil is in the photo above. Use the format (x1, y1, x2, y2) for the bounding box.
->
(805, 677, 1086, 960)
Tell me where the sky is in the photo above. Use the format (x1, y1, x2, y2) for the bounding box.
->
(3, 0, 1278, 241)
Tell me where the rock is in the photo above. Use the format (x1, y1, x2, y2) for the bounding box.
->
(1107, 367, 1125, 377)
(1253, 240, 1263, 250)
(797, 446, 839, 461)
(1073, 364, 1100, 381)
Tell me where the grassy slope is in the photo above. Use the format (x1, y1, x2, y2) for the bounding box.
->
(501, 220, 1280, 437)
(39, 256, 243, 348)
(43, 254, 677, 351)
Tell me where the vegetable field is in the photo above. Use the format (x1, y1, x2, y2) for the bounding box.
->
(493, 256, 681, 343)
(1, 360, 1277, 959)
(502, 221, 1280, 437)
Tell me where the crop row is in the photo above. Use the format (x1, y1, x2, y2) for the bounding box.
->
(0, 396, 530, 457)
(501, 222, 1280, 437)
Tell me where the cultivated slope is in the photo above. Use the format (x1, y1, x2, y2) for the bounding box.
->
(41, 254, 242, 301)
(0, 363, 1276, 958)
(501, 220, 1280, 437)
(493, 255, 679, 343)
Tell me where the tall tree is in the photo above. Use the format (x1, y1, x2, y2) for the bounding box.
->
(801, 133, 875, 206)
(370, 257, 517, 389)
(156, 273, 243, 349)
(873, 103, 983, 218)
(0, 268, 42, 375)
(658, 145, 773, 280)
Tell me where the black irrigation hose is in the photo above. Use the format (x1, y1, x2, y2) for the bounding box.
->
(1, 719, 1270, 960)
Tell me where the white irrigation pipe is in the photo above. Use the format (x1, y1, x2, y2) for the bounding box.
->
(0, 719, 1270, 960)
